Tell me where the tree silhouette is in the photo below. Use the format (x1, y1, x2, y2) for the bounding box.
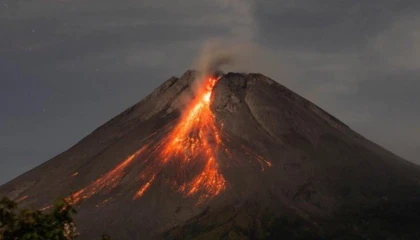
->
(0, 197, 110, 240)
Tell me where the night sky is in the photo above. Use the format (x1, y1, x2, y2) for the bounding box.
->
(1, 0, 419, 185)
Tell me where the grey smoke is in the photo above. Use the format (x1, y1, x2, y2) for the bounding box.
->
(192, 0, 258, 77)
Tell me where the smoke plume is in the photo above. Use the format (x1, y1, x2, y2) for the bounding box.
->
(192, 0, 258, 79)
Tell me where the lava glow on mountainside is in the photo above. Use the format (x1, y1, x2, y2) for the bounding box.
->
(63, 76, 227, 204)
(134, 76, 226, 200)
(33, 75, 271, 207)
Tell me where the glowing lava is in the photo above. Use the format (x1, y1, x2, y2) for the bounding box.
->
(134, 76, 225, 200)
(59, 75, 271, 207)
(67, 145, 149, 205)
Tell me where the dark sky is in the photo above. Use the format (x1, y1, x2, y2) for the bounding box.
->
(1, 0, 419, 185)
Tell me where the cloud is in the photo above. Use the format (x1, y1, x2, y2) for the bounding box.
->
(189, 0, 299, 84)
(216, 0, 256, 41)
(372, 15, 420, 71)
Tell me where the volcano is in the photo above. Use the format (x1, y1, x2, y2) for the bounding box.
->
(1, 70, 420, 239)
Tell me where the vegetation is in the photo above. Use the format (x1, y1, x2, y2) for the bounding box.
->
(0, 197, 111, 240)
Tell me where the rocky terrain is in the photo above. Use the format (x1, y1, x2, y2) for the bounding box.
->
(1, 70, 420, 239)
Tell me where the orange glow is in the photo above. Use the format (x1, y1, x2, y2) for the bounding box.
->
(241, 145, 272, 171)
(182, 157, 225, 197)
(160, 77, 225, 198)
(62, 75, 273, 206)
(135, 174, 156, 198)
(134, 76, 226, 200)
(67, 145, 148, 205)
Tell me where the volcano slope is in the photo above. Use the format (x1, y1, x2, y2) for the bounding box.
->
(2, 70, 420, 239)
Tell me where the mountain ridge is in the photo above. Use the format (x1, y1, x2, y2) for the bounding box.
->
(1, 70, 420, 239)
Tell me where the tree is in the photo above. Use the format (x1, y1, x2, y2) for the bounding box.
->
(0, 197, 108, 240)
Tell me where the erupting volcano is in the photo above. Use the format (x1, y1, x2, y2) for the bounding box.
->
(2, 70, 420, 239)
(64, 75, 270, 207)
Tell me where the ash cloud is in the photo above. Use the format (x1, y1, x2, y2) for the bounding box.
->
(193, 39, 257, 77)
(192, 0, 259, 79)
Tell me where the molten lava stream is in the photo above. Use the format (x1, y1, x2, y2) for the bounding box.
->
(67, 145, 149, 205)
(60, 75, 272, 206)
(134, 76, 226, 200)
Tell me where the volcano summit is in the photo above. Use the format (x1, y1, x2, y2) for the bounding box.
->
(1, 70, 420, 239)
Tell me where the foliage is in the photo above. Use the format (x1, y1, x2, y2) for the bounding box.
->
(0, 197, 110, 240)
(100, 234, 112, 240)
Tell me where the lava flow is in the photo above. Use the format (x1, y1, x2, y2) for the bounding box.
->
(65, 76, 226, 204)
(134, 76, 226, 200)
(60, 75, 271, 206)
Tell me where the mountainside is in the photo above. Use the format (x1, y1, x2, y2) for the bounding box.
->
(1, 70, 420, 239)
